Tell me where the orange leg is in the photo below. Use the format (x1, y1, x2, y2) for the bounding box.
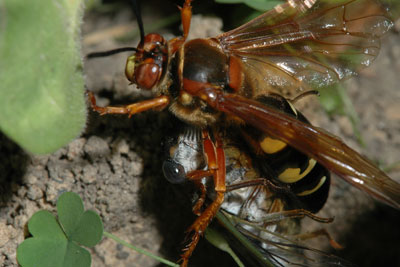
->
(186, 170, 213, 216)
(169, 0, 193, 54)
(180, 130, 226, 267)
(86, 91, 169, 117)
(191, 180, 207, 216)
(180, 0, 193, 41)
(295, 229, 343, 250)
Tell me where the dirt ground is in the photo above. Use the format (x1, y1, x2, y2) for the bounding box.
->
(1, 1, 400, 266)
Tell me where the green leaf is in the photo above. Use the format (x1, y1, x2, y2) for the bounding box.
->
(103, 231, 180, 267)
(244, 0, 284, 11)
(205, 226, 245, 267)
(28, 210, 67, 240)
(63, 242, 91, 267)
(216, 0, 284, 11)
(57, 192, 103, 248)
(17, 211, 68, 267)
(68, 210, 104, 247)
(216, 0, 243, 3)
(57, 192, 85, 238)
(319, 84, 346, 115)
(319, 84, 364, 145)
(17, 238, 67, 267)
(17, 192, 103, 267)
(215, 211, 275, 266)
(0, 0, 86, 154)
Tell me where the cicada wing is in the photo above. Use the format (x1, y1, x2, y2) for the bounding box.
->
(217, 0, 394, 97)
(215, 211, 356, 267)
(215, 94, 400, 209)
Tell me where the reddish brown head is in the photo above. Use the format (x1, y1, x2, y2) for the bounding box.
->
(125, 33, 168, 90)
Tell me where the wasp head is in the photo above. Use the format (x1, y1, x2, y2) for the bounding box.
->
(125, 33, 168, 90)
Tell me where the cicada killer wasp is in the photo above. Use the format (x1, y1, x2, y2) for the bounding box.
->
(87, 0, 400, 266)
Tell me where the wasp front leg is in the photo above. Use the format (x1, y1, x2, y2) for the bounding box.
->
(87, 91, 169, 117)
(181, 130, 226, 267)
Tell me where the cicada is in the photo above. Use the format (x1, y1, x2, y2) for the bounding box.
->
(87, 0, 400, 266)
(163, 121, 351, 266)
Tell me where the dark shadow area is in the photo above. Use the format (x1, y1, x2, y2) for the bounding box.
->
(0, 132, 29, 204)
(333, 204, 400, 266)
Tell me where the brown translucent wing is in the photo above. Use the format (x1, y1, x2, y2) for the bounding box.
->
(215, 94, 400, 209)
(217, 0, 394, 96)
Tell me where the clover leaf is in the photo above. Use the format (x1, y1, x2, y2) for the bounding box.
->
(17, 192, 103, 267)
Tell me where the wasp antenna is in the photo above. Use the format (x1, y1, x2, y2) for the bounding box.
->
(86, 47, 138, 59)
(131, 0, 145, 45)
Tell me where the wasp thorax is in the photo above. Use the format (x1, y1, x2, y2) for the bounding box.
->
(125, 33, 168, 90)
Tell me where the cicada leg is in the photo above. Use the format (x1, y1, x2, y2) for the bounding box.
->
(294, 229, 343, 250)
(257, 207, 334, 224)
(226, 179, 334, 224)
(180, 130, 226, 267)
(190, 179, 208, 216)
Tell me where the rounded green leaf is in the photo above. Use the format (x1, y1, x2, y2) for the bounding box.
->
(17, 210, 68, 267)
(17, 238, 68, 267)
(57, 192, 103, 247)
(70, 210, 103, 248)
(0, 0, 86, 154)
(63, 241, 91, 267)
(57, 192, 85, 237)
(28, 210, 66, 240)
(18, 193, 103, 267)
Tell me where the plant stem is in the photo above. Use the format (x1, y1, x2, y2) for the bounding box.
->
(103, 231, 179, 267)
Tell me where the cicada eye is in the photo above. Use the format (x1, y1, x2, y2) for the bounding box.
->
(162, 159, 187, 184)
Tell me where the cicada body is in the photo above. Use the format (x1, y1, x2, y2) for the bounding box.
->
(162, 112, 349, 266)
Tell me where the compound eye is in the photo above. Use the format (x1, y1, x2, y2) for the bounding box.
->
(162, 159, 187, 184)
(135, 59, 160, 90)
(125, 54, 136, 83)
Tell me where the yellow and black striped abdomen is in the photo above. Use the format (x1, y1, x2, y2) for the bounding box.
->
(244, 95, 330, 213)
(261, 135, 330, 213)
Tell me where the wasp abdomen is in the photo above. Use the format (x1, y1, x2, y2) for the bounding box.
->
(246, 95, 330, 213)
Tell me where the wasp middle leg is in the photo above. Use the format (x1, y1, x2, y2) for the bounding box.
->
(180, 129, 226, 267)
